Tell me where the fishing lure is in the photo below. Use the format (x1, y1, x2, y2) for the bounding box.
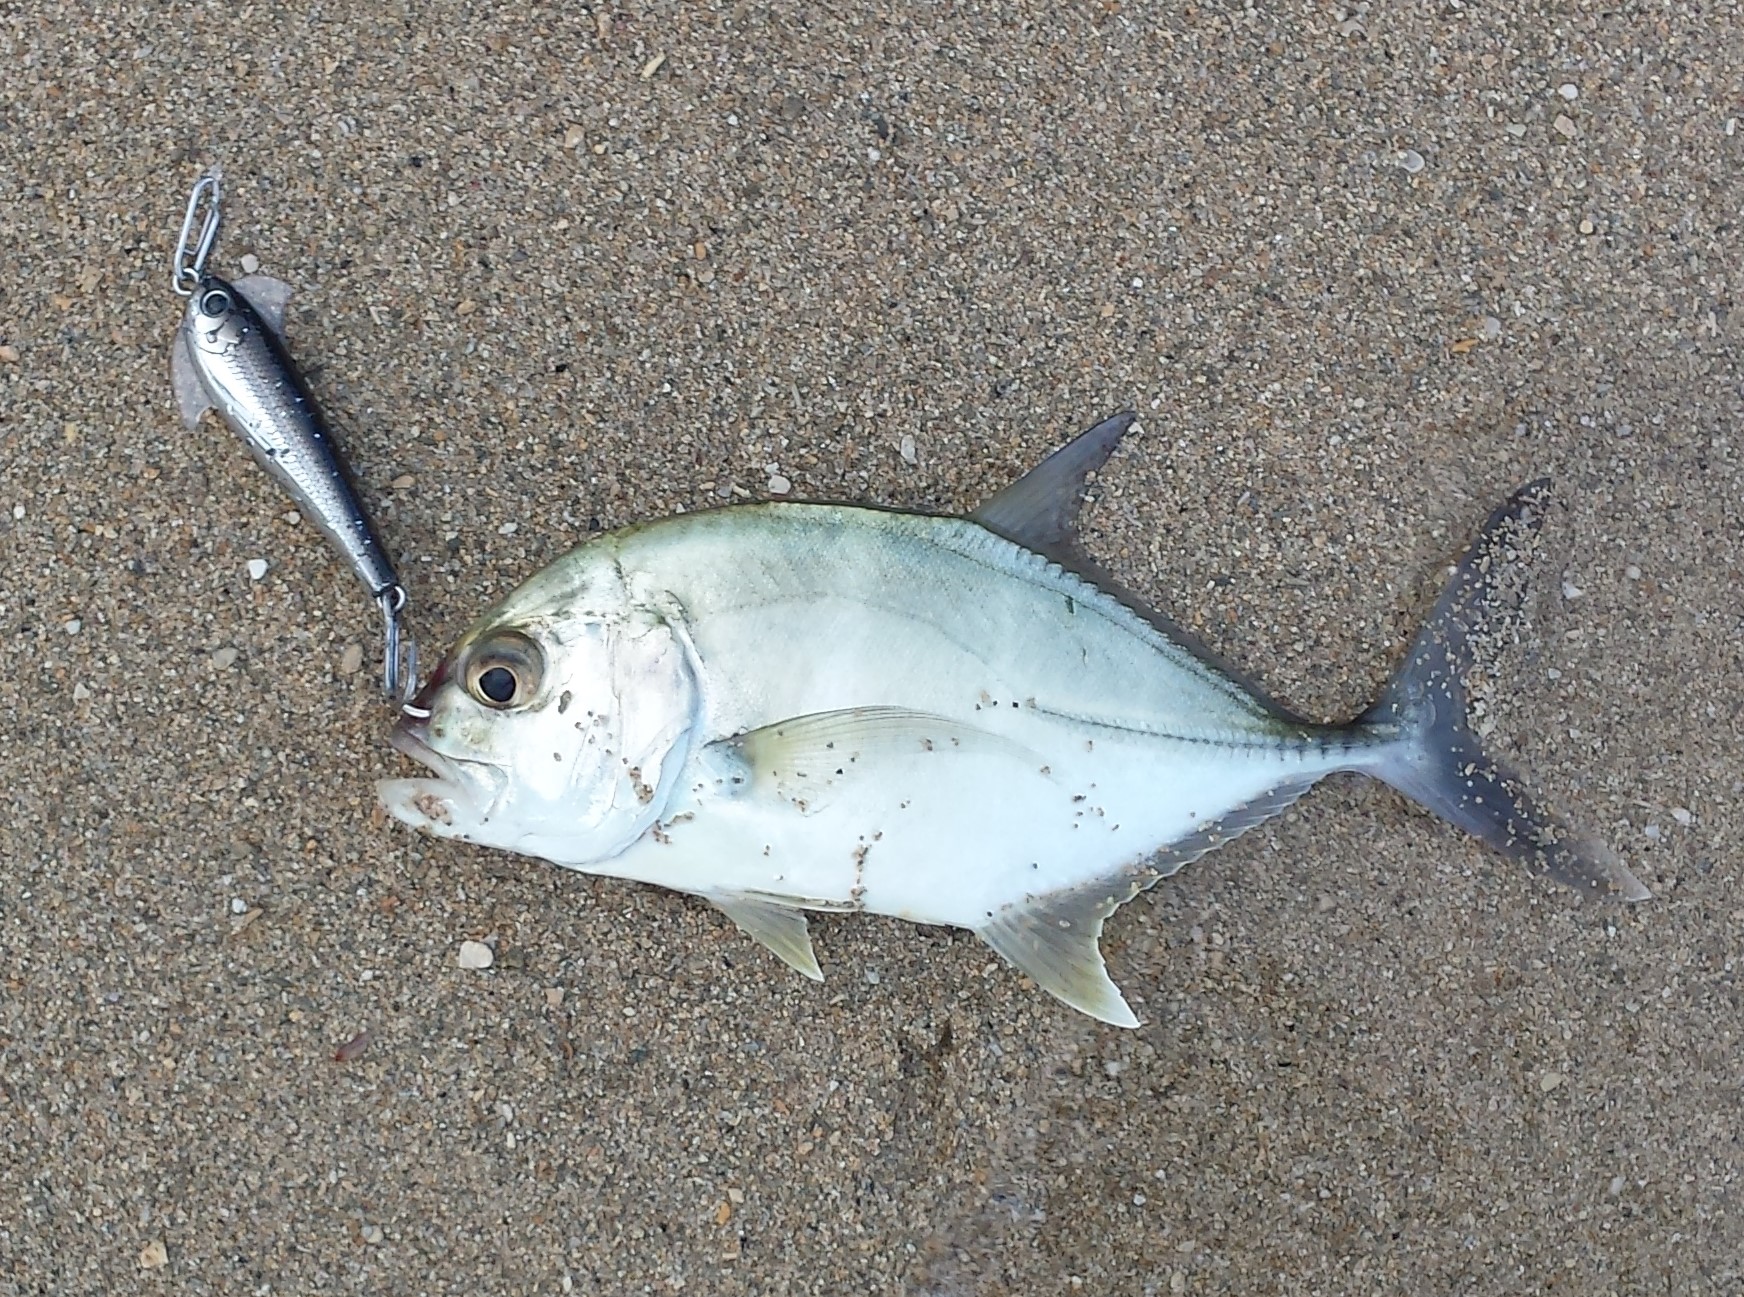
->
(170, 170, 415, 698)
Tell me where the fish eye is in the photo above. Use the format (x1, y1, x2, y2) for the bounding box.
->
(200, 288, 231, 316)
(463, 630, 544, 710)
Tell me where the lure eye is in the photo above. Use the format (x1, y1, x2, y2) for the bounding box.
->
(464, 631, 544, 710)
(200, 288, 231, 316)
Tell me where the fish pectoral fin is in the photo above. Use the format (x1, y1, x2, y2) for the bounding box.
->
(709, 893, 824, 981)
(978, 885, 1139, 1028)
(232, 273, 296, 335)
(718, 707, 1020, 815)
(970, 411, 1137, 554)
(170, 330, 212, 430)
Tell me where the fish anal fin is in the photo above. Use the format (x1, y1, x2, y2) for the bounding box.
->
(710, 893, 823, 981)
(1150, 776, 1321, 879)
(720, 706, 1023, 815)
(979, 885, 1138, 1028)
(233, 273, 295, 335)
(170, 330, 212, 429)
(976, 778, 1324, 1029)
(970, 411, 1136, 553)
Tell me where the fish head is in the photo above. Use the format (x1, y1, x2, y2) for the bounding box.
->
(182, 276, 253, 358)
(377, 554, 702, 867)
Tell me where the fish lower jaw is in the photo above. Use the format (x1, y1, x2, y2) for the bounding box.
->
(376, 776, 473, 836)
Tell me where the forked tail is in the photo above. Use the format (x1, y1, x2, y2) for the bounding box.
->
(1360, 481, 1650, 901)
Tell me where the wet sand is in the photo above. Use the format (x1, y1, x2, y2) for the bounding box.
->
(1, 3, 1739, 1292)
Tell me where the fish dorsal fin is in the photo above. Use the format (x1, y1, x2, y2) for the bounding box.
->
(709, 893, 823, 980)
(970, 411, 1137, 553)
(169, 330, 212, 430)
(715, 706, 1025, 815)
(233, 273, 295, 335)
(978, 883, 1139, 1028)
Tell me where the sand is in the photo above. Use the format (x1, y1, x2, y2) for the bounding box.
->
(1, 2, 1739, 1292)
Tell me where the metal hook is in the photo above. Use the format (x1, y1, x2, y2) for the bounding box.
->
(378, 584, 418, 702)
(172, 170, 223, 296)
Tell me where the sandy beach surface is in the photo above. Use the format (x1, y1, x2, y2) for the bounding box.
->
(1, 3, 1739, 1292)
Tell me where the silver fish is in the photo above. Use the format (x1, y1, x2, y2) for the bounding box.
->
(378, 413, 1649, 1025)
(169, 171, 413, 697)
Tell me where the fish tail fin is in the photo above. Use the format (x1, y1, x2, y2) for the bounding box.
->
(1357, 481, 1650, 902)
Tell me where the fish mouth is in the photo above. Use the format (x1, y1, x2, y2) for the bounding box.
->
(379, 721, 488, 833)
(387, 724, 462, 784)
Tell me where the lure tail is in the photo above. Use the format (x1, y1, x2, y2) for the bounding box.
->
(1360, 481, 1650, 901)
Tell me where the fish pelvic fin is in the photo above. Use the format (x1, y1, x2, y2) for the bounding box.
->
(1358, 480, 1650, 903)
(709, 893, 824, 981)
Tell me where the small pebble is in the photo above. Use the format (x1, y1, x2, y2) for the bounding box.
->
(361, 1223, 384, 1245)
(1539, 1071, 1563, 1093)
(457, 299, 478, 315)
(339, 643, 364, 675)
(334, 1030, 371, 1063)
(63, 618, 81, 635)
(1505, 123, 1528, 138)
(211, 647, 239, 669)
(1579, 218, 1595, 236)
(239, 253, 261, 274)
(1625, 564, 1641, 579)
(0, 344, 18, 363)
(138, 1239, 168, 1269)
(230, 898, 247, 915)
(72, 682, 91, 701)
(1558, 83, 1579, 101)
(247, 558, 269, 580)
(1481, 315, 1502, 341)
(282, 510, 302, 526)
(544, 987, 565, 1008)
(498, 521, 518, 536)
(1561, 579, 1583, 599)
(458, 940, 494, 970)
(10, 503, 22, 519)
(1671, 806, 1693, 827)
(767, 474, 792, 495)
(563, 124, 586, 149)
(391, 474, 416, 490)
(1553, 114, 1578, 138)
(1643, 824, 1662, 842)
(1399, 148, 1426, 175)
(899, 435, 917, 465)
(1610, 1176, 1627, 1196)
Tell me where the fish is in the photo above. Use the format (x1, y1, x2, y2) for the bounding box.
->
(169, 170, 412, 697)
(377, 413, 1649, 1026)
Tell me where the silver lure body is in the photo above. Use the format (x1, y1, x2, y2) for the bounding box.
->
(171, 273, 402, 604)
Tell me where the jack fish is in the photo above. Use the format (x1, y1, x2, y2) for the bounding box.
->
(379, 414, 1648, 1025)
